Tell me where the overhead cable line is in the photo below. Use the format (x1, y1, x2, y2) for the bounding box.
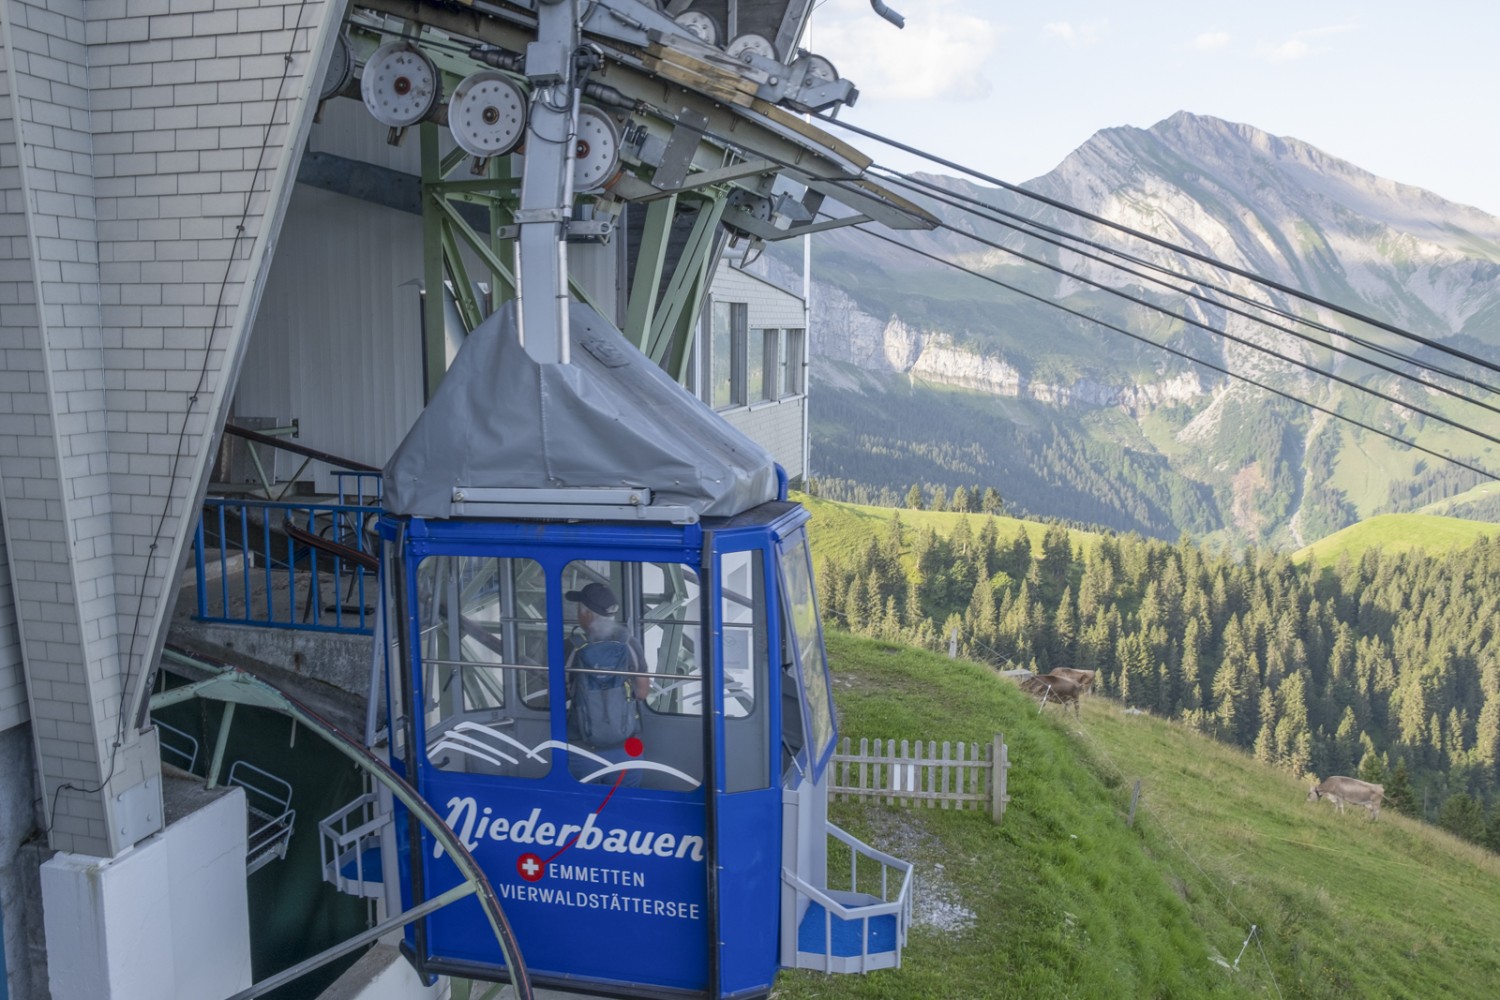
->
(843, 220, 1500, 483)
(871, 167, 1500, 398)
(813, 112, 1500, 380)
(631, 102, 1500, 467)
(863, 174, 1500, 423)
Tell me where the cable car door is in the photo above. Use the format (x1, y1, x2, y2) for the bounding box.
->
(710, 538, 781, 997)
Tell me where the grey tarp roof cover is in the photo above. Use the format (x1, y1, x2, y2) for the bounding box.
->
(383, 300, 778, 520)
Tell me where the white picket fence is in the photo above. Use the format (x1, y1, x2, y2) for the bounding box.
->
(829, 735, 1010, 824)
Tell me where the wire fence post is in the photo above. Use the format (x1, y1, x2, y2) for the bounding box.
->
(1232, 924, 1257, 970)
(1128, 778, 1142, 827)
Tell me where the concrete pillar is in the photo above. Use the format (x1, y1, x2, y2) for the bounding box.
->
(0, 0, 342, 857)
(41, 785, 252, 1000)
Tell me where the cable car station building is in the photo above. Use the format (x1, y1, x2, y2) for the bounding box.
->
(0, 1, 933, 997)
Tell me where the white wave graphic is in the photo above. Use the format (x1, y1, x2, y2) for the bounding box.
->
(427, 721, 701, 788)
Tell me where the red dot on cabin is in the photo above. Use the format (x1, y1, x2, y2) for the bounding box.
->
(624, 737, 644, 758)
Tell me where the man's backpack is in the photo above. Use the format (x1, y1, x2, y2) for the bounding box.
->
(569, 640, 640, 748)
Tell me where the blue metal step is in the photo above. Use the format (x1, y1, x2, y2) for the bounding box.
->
(797, 900, 898, 958)
(338, 846, 383, 884)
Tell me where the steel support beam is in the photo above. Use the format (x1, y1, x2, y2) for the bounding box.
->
(514, 0, 581, 364)
(646, 194, 727, 380)
(623, 194, 677, 351)
(420, 124, 448, 402)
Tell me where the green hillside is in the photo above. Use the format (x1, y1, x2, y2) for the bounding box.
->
(1292, 512, 1500, 569)
(798, 492, 1102, 565)
(776, 631, 1500, 999)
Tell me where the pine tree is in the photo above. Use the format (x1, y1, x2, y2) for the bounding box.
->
(1181, 618, 1205, 712)
(843, 575, 867, 633)
(1385, 757, 1416, 816)
(952, 484, 973, 514)
(904, 484, 925, 510)
(1332, 707, 1360, 778)
(1052, 586, 1078, 666)
(1253, 689, 1279, 766)
(1116, 632, 1153, 709)
(980, 487, 1003, 515)
(930, 484, 948, 512)
(1357, 748, 1385, 786)
(965, 578, 999, 658)
(1476, 691, 1500, 780)
(881, 596, 902, 642)
(1396, 680, 1429, 760)
(1439, 792, 1485, 843)
(1483, 805, 1500, 854)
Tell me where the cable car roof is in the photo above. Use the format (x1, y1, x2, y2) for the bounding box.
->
(383, 300, 778, 522)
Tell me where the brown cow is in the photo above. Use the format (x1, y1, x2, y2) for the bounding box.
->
(1048, 667, 1096, 694)
(1018, 672, 1082, 715)
(1307, 776, 1384, 820)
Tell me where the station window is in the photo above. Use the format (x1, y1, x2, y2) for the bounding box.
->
(416, 556, 551, 777)
(758, 329, 779, 401)
(710, 300, 748, 409)
(782, 328, 805, 396)
(562, 560, 704, 790)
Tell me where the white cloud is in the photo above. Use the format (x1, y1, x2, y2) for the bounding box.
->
(1270, 38, 1310, 61)
(1192, 31, 1230, 52)
(810, 0, 1003, 101)
(1260, 23, 1355, 62)
(1043, 19, 1108, 47)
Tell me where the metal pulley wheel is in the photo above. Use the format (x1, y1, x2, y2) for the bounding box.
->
(320, 33, 354, 102)
(794, 53, 838, 86)
(361, 40, 440, 128)
(448, 71, 527, 158)
(571, 106, 621, 193)
(726, 34, 775, 63)
(674, 11, 719, 46)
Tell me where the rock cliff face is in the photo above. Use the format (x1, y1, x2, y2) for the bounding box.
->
(811, 278, 1205, 412)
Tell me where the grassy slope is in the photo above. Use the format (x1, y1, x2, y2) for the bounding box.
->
(798, 493, 1104, 566)
(1292, 512, 1500, 569)
(774, 632, 1500, 1000)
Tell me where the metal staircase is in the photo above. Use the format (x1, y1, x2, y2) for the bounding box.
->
(783, 822, 913, 973)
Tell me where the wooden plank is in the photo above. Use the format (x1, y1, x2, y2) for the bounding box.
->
(941, 741, 951, 810)
(894, 740, 906, 809)
(860, 737, 869, 799)
(994, 733, 1007, 823)
(830, 787, 985, 803)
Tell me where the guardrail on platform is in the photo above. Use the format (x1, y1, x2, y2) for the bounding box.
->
(192, 497, 383, 635)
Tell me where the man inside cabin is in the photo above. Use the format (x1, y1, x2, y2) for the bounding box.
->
(565, 581, 649, 784)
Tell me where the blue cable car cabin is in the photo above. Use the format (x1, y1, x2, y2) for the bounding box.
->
(375, 302, 911, 998)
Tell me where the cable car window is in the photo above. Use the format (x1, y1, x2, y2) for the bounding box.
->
(563, 560, 703, 790)
(719, 551, 759, 717)
(780, 532, 836, 770)
(384, 541, 407, 760)
(721, 549, 769, 792)
(416, 556, 551, 778)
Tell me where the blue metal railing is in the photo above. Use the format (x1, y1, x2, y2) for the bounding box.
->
(335, 470, 383, 506)
(193, 497, 384, 635)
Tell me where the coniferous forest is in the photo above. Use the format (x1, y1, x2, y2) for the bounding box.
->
(809, 494, 1500, 851)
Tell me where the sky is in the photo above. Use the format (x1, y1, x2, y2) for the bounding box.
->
(806, 0, 1500, 216)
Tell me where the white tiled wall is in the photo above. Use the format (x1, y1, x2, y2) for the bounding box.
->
(0, 0, 339, 855)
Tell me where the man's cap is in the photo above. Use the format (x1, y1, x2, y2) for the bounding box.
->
(566, 581, 619, 615)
